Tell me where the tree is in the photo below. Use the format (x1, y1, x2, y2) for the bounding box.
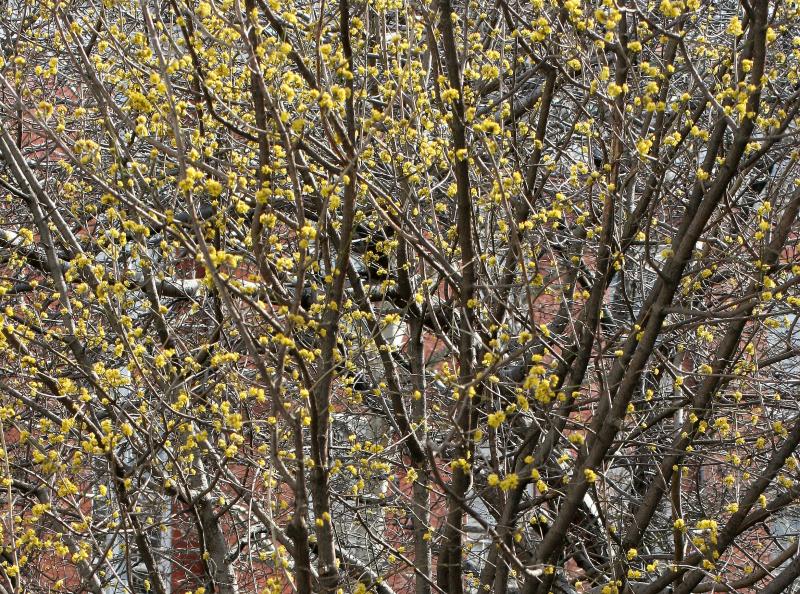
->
(1, 0, 800, 592)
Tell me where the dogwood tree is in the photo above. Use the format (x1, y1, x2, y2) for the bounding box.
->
(1, 0, 800, 593)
